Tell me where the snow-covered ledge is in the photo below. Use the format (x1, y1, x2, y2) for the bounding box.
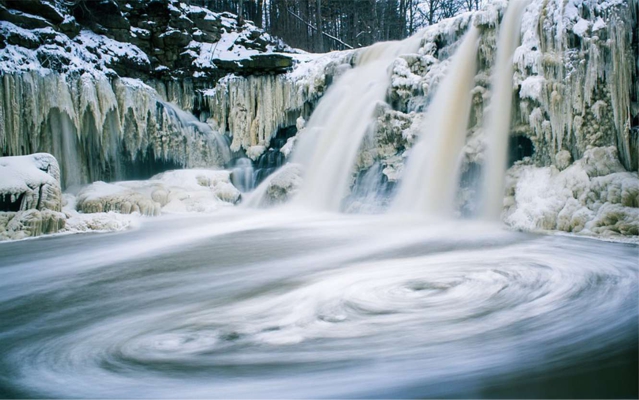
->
(0, 153, 66, 240)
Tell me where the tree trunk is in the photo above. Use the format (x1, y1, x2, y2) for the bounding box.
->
(316, 0, 324, 52)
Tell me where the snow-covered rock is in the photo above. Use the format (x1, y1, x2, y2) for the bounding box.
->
(0, 153, 65, 240)
(504, 147, 639, 238)
(0, 153, 62, 211)
(75, 169, 240, 216)
(243, 163, 303, 208)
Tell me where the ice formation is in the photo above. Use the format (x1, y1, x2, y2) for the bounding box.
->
(0, 72, 230, 189)
(346, 0, 637, 237)
(75, 169, 240, 216)
(202, 51, 353, 160)
(504, 147, 638, 236)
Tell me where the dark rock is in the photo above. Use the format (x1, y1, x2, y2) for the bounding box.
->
(37, 46, 72, 70)
(5, 29, 40, 49)
(171, 15, 194, 31)
(107, 28, 132, 43)
(192, 29, 220, 43)
(5, 0, 65, 24)
(76, 0, 130, 31)
(161, 29, 191, 48)
(59, 16, 81, 38)
(0, 5, 54, 29)
(241, 54, 294, 72)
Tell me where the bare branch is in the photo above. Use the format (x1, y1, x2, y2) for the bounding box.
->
(286, 7, 353, 50)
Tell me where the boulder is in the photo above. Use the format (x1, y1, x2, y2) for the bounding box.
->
(0, 153, 65, 240)
(5, 0, 65, 24)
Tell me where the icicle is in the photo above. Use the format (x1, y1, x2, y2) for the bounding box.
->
(0, 72, 232, 188)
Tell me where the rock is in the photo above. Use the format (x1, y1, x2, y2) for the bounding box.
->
(241, 54, 294, 73)
(214, 54, 294, 75)
(83, 0, 130, 30)
(581, 147, 625, 178)
(2, 26, 40, 49)
(3, 209, 66, 239)
(0, 153, 63, 212)
(0, 153, 65, 240)
(75, 169, 241, 216)
(161, 29, 191, 48)
(5, 0, 65, 24)
(555, 150, 572, 171)
(0, 4, 53, 29)
(59, 16, 81, 38)
(244, 163, 303, 207)
(76, 181, 161, 216)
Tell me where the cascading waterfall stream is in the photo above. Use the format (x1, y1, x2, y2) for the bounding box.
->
(392, 26, 480, 217)
(159, 101, 232, 166)
(480, 0, 529, 220)
(291, 36, 422, 211)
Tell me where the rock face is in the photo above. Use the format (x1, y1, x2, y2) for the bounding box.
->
(0, 0, 295, 80)
(346, 0, 638, 237)
(0, 0, 343, 187)
(0, 153, 66, 240)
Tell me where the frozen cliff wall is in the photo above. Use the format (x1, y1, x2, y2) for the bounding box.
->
(0, 0, 324, 187)
(0, 72, 229, 188)
(367, 0, 637, 178)
(201, 51, 354, 160)
(512, 0, 638, 171)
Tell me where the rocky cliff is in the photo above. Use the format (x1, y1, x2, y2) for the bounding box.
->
(0, 0, 330, 189)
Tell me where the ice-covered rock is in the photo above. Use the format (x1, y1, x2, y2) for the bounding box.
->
(0, 153, 66, 240)
(203, 51, 353, 158)
(504, 147, 638, 238)
(75, 169, 240, 216)
(0, 209, 66, 241)
(0, 153, 62, 212)
(243, 163, 303, 208)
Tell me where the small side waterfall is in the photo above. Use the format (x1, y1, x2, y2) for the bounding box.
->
(480, 0, 529, 220)
(291, 36, 421, 211)
(392, 26, 480, 217)
(159, 101, 232, 166)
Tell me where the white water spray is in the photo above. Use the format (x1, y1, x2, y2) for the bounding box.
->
(392, 26, 479, 217)
(291, 36, 422, 211)
(480, 0, 529, 220)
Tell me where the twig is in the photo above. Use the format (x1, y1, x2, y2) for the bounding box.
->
(286, 8, 353, 50)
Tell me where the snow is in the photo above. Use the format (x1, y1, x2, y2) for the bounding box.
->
(519, 75, 545, 101)
(505, 147, 639, 238)
(0, 153, 62, 211)
(75, 169, 240, 216)
(572, 18, 591, 37)
(75, 30, 150, 67)
(592, 17, 606, 32)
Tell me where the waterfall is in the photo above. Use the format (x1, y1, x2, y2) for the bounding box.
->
(230, 158, 255, 192)
(289, 36, 422, 211)
(480, 0, 529, 220)
(392, 26, 479, 217)
(159, 101, 231, 166)
(48, 109, 84, 189)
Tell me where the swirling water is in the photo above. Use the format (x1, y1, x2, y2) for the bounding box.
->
(0, 210, 637, 398)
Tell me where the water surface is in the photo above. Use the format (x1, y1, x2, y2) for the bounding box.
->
(0, 210, 637, 398)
